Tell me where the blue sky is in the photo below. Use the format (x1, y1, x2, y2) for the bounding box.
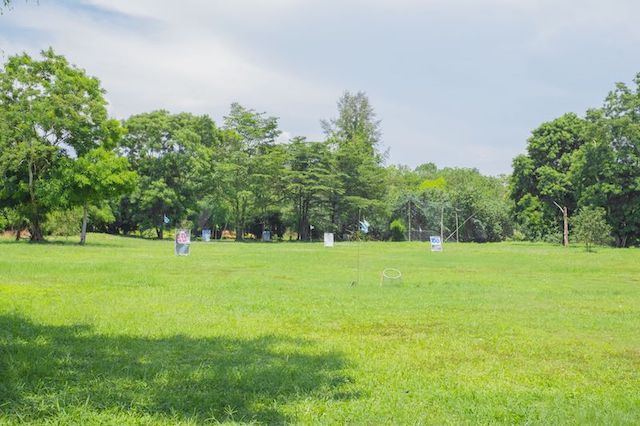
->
(1, 0, 639, 174)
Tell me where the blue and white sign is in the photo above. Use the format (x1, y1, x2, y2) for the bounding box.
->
(202, 229, 211, 242)
(430, 236, 442, 252)
(262, 230, 271, 242)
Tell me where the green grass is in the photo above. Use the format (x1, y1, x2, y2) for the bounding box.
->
(1, 234, 639, 425)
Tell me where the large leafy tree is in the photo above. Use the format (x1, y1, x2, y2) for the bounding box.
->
(120, 110, 218, 238)
(322, 91, 387, 237)
(570, 77, 640, 247)
(0, 49, 121, 241)
(217, 103, 282, 240)
(285, 138, 342, 239)
(510, 113, 587, 244)
(62, 148, 137, 244)
(321, 91, 381, 147)
(213, 130, 253, 240)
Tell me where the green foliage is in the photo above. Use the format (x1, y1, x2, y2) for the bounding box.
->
(419, 176, 447, 191)
(515, 194, 548, 240)
(285, 138, 342, 239)
(44, 208, 82, 237)
(120, 110, 218, 239)
(572, 206, 612, 251)
(511, 74, 640, 247)
(320, 92, 387, 237)
(389, 219, 406, 241)
(510, 113, 587, 241)
(215, 105, 286, 241)
(321, 91, 381, 147)
(0, 51, 513, 244)
(223, 102, 281, 151)
(571, 78, 640, 247)
(0, 49, 119, 241)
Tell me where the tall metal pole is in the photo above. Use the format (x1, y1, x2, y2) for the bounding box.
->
(357, 208, 361, 285)
(440, 205, 444, 242)
(407, 199, 412, 242)
(455, 209, 459, 243)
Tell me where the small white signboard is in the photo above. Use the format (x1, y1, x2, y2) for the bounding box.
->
(262, 230, 271, 242)
(202, 229, 211, 242)
(430, 236, 442, 252)
(324, 232, 334, 247)
(175, 229, 191, 256)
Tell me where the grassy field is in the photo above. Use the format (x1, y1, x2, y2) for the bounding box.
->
(0, 234, 639, 425)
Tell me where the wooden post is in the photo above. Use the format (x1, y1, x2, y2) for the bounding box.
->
(553, 201, 569, 247)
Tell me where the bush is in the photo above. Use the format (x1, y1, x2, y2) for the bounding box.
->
(389, 219, 406, 241)
(542, 231, 564, 245)
(572, 206, 612, 251)
(509, 228, 527, 242)
(44, 208, 82, 238)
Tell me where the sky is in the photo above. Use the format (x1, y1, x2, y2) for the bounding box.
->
(1, 0, 640, 175)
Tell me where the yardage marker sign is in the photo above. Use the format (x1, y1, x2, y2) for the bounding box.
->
(430, 236, 442, 252)
(324, 232, 334, 247)
(175, 229, 191, 256)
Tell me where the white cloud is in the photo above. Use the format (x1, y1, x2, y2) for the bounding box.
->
(1, 1, 338, 120)
(2, 0, 640, 175)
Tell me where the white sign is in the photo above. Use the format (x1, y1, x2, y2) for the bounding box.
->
(202, 229, 211, 242)
(262, 230, 271, 242)
(430, 236, 442, 252)
(324, 232, 334, 247)
(175, 229, 191, 256)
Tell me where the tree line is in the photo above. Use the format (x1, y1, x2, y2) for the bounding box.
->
(0, 49, 513, 244)
(510, 74, 640, 247)
(1, 49, 637, 247)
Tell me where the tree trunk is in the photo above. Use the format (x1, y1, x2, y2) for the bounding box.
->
(27, 157, 45, 242)
(298, 198, 310, 241)
(29, 218, 44, 242)
(15, 229, 21, 241)
(553, 201, 569, 247)
(79, 203, 88, 245)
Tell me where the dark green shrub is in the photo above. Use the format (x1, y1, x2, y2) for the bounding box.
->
(389, 219, 406, 241)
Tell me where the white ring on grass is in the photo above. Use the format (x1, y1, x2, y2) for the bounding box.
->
(382, 268, 402, 279)
(381, 268, 402, 286)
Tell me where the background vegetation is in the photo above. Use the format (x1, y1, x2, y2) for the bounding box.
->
(1, 50, 639, 248)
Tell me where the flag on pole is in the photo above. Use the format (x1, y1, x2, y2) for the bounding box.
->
(359, 219, 370, 234)
(163, 215, 170, 224)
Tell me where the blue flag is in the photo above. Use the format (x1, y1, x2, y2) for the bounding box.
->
(359, 219, 370, 234)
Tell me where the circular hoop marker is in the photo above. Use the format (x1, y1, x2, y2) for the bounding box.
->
(381, 268, 402, 286)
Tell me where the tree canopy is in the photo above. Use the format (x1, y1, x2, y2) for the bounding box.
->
(511, 74, 640, 247)
(2, 49, 638, 247)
